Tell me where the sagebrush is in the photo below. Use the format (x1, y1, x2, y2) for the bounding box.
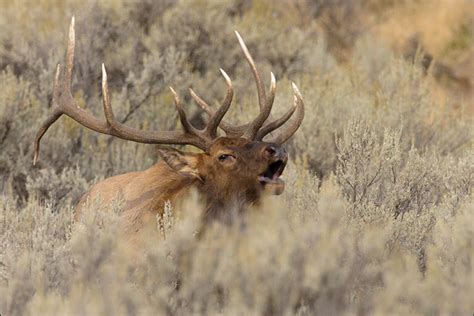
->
(0, 0, 472, 315)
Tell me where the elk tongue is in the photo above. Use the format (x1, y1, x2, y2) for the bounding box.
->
(258, 176, 285, 195)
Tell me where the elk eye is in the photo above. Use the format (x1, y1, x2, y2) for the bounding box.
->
(218, 154, 233, 162)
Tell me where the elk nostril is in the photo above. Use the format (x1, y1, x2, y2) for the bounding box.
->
(265, 146, 277, 156)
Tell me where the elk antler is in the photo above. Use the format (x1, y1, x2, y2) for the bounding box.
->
(190, 31, 304, 144)
(34, 19, 304, 165)
(33, 17, 235, 164)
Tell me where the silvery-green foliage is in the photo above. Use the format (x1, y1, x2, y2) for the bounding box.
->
(157, 200, 175, 239)
(0, 0, 472, 314)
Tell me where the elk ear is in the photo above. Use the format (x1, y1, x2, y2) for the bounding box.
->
(158, 147, 203, 181)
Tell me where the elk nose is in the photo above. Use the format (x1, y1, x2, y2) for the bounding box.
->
(264, 145, 287, 159)
(265, 145, 277, 157)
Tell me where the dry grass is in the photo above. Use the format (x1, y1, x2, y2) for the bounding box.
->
(0, 0, 473, 315)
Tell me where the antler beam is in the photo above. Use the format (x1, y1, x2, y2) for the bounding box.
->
(34, 18, 305, 165)
(34, 17, 233, 164)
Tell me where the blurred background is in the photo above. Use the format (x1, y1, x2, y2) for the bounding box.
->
(0, 1, 472, 314)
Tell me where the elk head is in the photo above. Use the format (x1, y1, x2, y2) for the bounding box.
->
(33, 17, 304, 218)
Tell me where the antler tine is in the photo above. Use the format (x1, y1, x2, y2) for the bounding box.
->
(35, 17, 83, 165)
(100, 63, 144, 141)
(266, 72, 276, 112)
(33, 67, 62, 165)
(101, 64, 116, 127)
(265, 82, 305, 144)
(169, 87, 201, 135)
(204, 69, 234, 138)
(189, 88, 213, 114)
(34, 16, 78, 165)
(189, 86, 244, 136)
(255, 101, 297, 141)
(235, 31, 277, 139)
(234, 31, 266, 110)
(242, 71, 276, 139)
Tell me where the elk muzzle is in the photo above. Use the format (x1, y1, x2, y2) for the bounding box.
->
(259, 144, 288, 195)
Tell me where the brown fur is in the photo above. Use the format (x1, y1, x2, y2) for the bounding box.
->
(75, 137, 288, 244)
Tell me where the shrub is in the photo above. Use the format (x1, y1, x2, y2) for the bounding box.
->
(0, 0, 472, 314)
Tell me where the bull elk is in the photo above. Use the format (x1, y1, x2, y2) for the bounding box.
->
(33, 18, 304, 240)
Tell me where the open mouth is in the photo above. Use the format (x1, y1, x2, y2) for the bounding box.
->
(258, 160, 287, 194)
